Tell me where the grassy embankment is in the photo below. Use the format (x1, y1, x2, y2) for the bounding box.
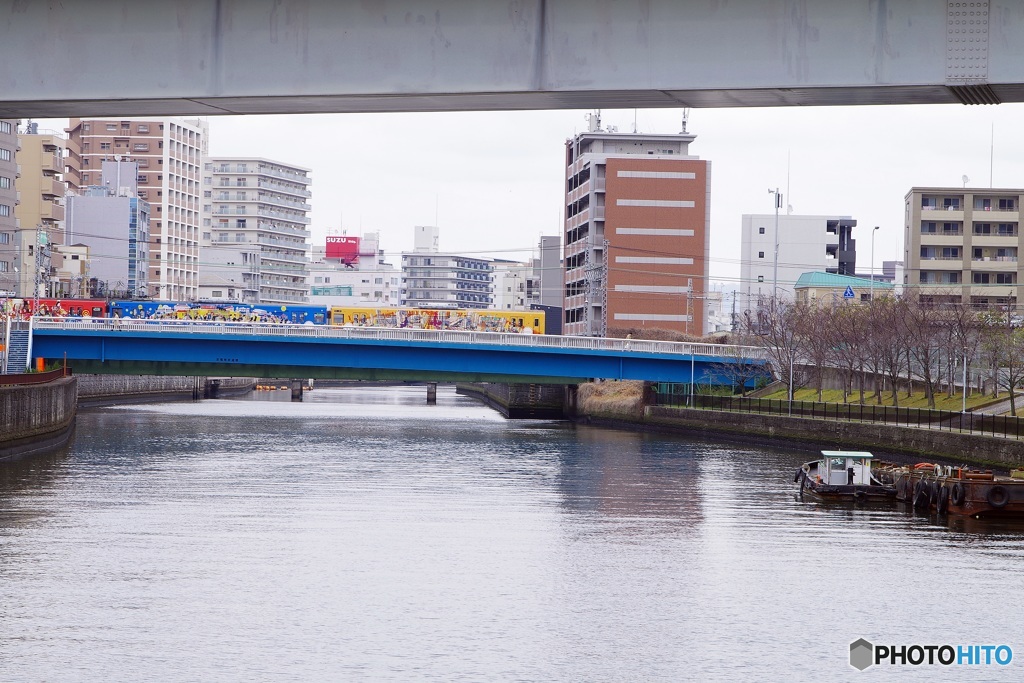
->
(757, 388, 1000, 413)
(579, 381, 1013, 417)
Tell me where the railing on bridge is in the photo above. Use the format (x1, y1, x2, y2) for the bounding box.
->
(30, 317, 768, 361)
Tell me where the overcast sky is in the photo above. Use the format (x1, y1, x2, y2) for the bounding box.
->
(202, 103, 1024, 289)
(44, 102, 1024, 289)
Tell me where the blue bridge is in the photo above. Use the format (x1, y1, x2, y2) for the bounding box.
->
(23, 319, 768, 386)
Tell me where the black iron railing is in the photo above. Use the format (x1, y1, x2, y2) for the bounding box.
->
(653, 385, 1024, 440)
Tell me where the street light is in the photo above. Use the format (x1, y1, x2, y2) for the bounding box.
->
(870, 225, 880, 301)
(769, 188, 782, 301)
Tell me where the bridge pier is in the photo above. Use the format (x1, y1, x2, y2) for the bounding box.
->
(203, 378, 221, 399)
(291, 379, 304, 401)
(426, 382, 437, 405)
(563, 385, 578, 419)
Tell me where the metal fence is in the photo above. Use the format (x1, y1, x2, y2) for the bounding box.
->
(30, 317, 768, 361)
(653, 386, 1024, 440)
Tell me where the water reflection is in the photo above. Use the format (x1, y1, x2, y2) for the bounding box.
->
(557, 426, 702, 523)
(1, 385, 1023, 680)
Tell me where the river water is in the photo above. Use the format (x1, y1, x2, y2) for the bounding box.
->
(1, 385, 1023, 681)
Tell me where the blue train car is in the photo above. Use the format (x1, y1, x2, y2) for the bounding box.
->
(109, 300, 329, 324)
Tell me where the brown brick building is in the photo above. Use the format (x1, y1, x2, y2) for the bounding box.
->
(564, 119, 710, 336)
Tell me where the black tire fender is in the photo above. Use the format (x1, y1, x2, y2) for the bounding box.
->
(936, 485, 950, 515)
(987, 485, 1010, 509)
(951, 482, 966, 507)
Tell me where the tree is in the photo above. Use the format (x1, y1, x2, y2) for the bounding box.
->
(742, 298, 807, 399)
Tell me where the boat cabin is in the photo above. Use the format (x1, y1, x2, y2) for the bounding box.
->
(819, 451, 875, 486)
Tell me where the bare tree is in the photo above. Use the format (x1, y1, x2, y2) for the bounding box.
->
(742, 298, 807, 399)
(902, 299, 946, 409)
(866, 296, 909, 407)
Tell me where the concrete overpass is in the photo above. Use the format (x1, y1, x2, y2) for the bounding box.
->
(25, 319, 769, 385)
(2, 0, 1023, 119)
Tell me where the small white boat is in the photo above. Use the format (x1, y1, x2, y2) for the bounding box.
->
(795, 451, 897, 503)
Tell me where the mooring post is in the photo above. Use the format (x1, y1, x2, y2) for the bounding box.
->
(426, 382, 437, 405)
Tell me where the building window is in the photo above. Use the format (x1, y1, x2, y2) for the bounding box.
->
(0, 149, 10, 161)
(758, 251, 765, 258)
(758, 227, 765, 234)
(757, 275, 764, 282)
(0, 204, 10, 217)
(0, 121, 10, 134)
(0, 176, 9, 189)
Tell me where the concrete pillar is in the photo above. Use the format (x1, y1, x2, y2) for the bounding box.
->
(291, 379, 304, 401)
(426, 382, 437, 405)
(563, 385, 578, 418)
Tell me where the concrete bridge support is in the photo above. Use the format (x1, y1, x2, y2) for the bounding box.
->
(291, 380, 304, 401)
(427, 382, 437, 405)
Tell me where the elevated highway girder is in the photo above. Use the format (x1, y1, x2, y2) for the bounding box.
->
(2, 0, 1023, 118)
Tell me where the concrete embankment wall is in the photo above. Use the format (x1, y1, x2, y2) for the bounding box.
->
(0, 377, 78, 462)
(77, 375, 254, 406)
(456, 383, 570, 419)
(575, 381, 1024, 468)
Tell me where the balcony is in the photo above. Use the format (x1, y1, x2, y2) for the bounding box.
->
(258, 193, 309, 211)
(971, 256, 1018, 269)
(256, 221, 310, 238)
(257, 208, 311, 224)
(258, 179, 312, 198)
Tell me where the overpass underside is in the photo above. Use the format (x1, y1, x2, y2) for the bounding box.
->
(64, 359, 588, 385)
(2, 0, 1023, 118)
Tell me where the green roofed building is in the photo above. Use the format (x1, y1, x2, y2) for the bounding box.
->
(793, 271, 894, 305)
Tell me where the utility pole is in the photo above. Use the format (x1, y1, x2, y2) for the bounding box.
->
(33, 225, 43, 314)
(769, 188, 782, 302)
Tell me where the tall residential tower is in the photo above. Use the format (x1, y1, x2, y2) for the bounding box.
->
(199, 158, 312, 304)
(563, 114, 710, 336)
(67, 117, 207, 300)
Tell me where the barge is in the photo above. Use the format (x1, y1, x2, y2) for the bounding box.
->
(895, 464, 1024, 517)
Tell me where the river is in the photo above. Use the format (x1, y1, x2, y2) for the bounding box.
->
(1, 385, 1022, 681)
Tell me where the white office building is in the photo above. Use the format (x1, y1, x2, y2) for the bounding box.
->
(740, 213, 857, 312)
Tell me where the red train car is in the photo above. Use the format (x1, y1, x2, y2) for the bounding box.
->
(1, 297, 108, 319)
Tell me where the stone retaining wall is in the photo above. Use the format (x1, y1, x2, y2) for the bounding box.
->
(636, 405, 1024, 468)
(0, 377, 78, 461)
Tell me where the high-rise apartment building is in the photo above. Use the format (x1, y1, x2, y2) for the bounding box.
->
(0, 119, 16, 295)
(67, 117, 207, 300)
(904, 187, 1023, 308)
(564, 115, 709, 336)
(401, 226, 493, 309)
(65, 159, 149, 298)
(200, 157, 311, 304)
(740, 214, 857, 312)
(14, 126, 76, 298)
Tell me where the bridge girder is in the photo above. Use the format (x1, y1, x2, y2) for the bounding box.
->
(3, 0, 1023, 118)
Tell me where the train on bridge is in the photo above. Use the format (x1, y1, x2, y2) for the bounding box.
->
(2, 298, 546, 334)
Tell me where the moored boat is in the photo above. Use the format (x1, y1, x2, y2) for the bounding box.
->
(795, 451, 897, 503)
(896, 464, 1024, 517)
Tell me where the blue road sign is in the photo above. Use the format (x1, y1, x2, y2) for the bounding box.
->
(843, 286, 855, 299)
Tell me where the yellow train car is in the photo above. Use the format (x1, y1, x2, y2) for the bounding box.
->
(329, 306, 545, 334)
